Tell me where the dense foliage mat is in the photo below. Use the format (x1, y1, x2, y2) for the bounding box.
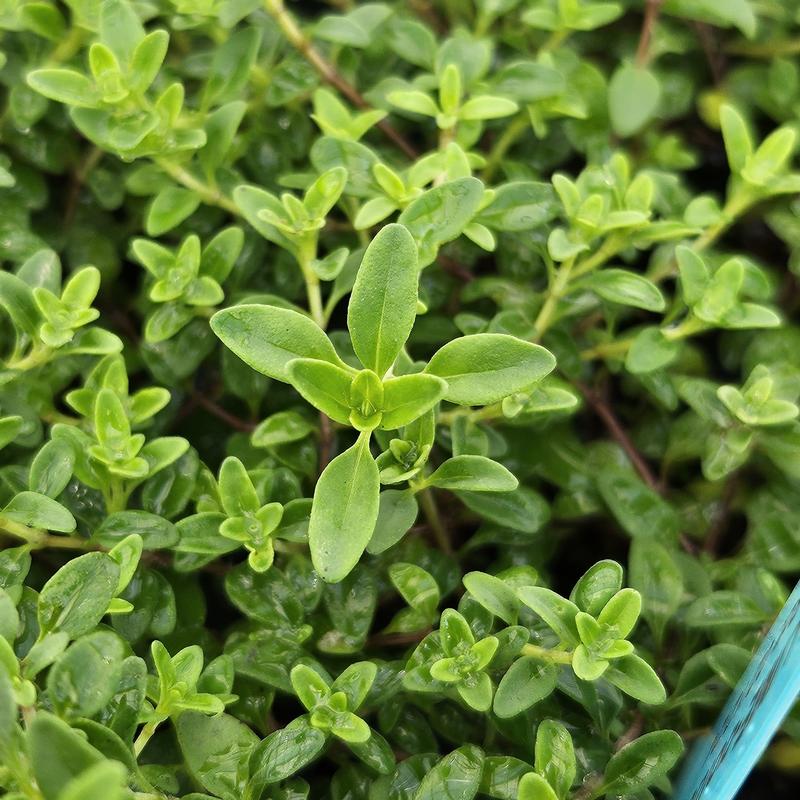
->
(1, 0, 799, 798)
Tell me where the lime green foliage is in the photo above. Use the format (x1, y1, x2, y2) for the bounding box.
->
(0, 0, 798, 797)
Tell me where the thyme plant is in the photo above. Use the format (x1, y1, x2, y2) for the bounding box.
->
(0, 0, 798, 798)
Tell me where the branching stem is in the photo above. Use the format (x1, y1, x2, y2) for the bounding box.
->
(263, 0, 416, 158)
(521, 643, 572, 664)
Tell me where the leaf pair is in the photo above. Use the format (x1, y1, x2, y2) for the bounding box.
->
(213, 223, 555, 580)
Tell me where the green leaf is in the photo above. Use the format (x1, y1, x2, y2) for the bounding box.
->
(398, 178, 485, 266)
(413, 745, 484, 800)
(98, 0, 142, 59)
(694, 257, 744, 324)
(27, 712, 103, 800)
(569, 560, 623, 617)
(291, 663, 330, 710)
(58, 761, 129, 800)
(2, 491, 76, 532)
(387, 563, 439, 630)
(625, 326, 680, 374)
(287, 358, 354, 425)
(676, 245, 710, 305)
(478, 756, 534, 799)
(330, 711, 371, 743)
(38, 553, 120, 638)
(128, 29, 170, 94)
(26, 69, 99, 108)
(458, 670, 494, 711)
(346, 728, 395, 774)
(0, 271, 40, 337)
(29, 439, 75, 499)
(600, 730, 683, 795)
(381, 374, 447, 429)
(248, 717, 326, 790)
(347, 223, 419, 376)
(94, 511, 178, 550)
(597, 588, 641, 638)
(463, 571, 520, 624)
(663, 0, 756, 38)
(0, 416, 24, 450)
(581, 269, 665, 312)
(0, 588, 18, 643)
(457, 486, 550, 533)
(428, 455, 518, 492)
(388, 89, 439, 116)
(146, 187, 201, 236)
(0, 648, 17, 728)
(200, 102, 247, 176)
(425, 334, 555, 405)
(331, 661, 377, 710)
(516, 587, 579, 644)
(629, 540, 683, 642)
(304, 167, 348, 219)
(218, 456, 259, 516)
(596, 468, 681, 541)
(176, 712, 258, 800)
(440, 609, 475, 653)
(309, 433, 380, 582)
(604, 654, 666, 704)
(742, 127, 796, 186)
(534, 720, 575, 800)
(47, 630, 124, 718)
(366, 489, 418, 554)
(493, 657, 558, 718)
(202, 28, 262, 107)
(459, 95, 518, 120)
(517, 773, 558, 800)
(684, 590, 768, 628)
(211, 304, 341, 382)
(608, 64, 661, 137)
(719, 104, 753, 173)
(476, 181, 558, 232)
(251, 410, 314, 448)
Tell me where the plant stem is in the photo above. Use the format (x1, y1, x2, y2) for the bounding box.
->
(539, 29, 570, 54)
(726, 37, 800, 57)
(481, 114, 529, 182)
(5, 345, 53, 372)
(305, 272, 325, 328)
(533, 256, 575, 340)
(416, 487, 453, 556)
(635, 0, 663, 67)
(575, 380, 659, 491)
(153, 158, 240, 215)
(521, 643, 573, 664)
(133, 719, 163, 757)
(49, 27, 85, 64)
(64, 146, 104, 228)
(580, 338, 634, 361)
(263, 0, 416, 158)
(571, 234, 623, 279)
(297, 246, 326, 329)
(104, 479, 132, 515)
(584, 193, 752, 358)
(0, 518, 91, 550)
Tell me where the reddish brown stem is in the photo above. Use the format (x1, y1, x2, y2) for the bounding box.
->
(193, 392, 255, 432)
(265, 0, 417, 159)
(575, 380, 698, 555)
(368, 628, 431, 647)
(438, 254, 475, 283)
(576, 381, 659, 491)
(635, 0, 663, 67)
(614, 711, 644, 751)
